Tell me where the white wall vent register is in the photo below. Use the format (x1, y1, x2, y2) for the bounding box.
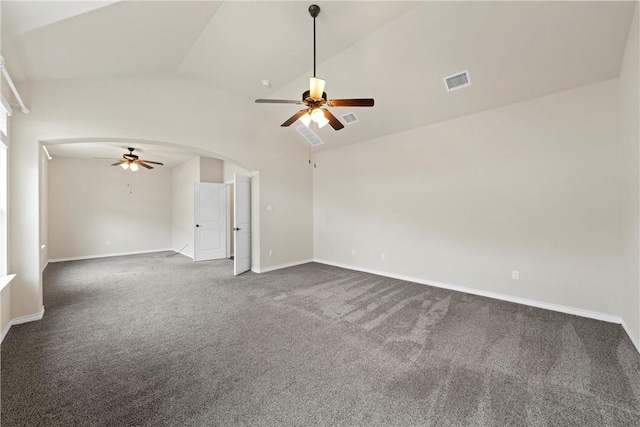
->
(341, 112, 359, 125)
(294, 123, 326, 146)
(444, 70, 471, 92)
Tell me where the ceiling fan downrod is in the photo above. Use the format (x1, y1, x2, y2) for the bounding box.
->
(309, 4, 320, 78)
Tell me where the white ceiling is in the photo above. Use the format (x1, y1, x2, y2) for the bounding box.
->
(2, 1, 222, 81)
(1, 1, 637, 158)
(45, 142, 200, 168)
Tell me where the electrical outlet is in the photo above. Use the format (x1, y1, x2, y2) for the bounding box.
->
(380, 253, 385, 261)
(351, 249, 356, 256)
(106, 241, 111, 247)
(269, 249, 273, 256)
(512, 270, 519, 280)
(267, 204, 273, 211)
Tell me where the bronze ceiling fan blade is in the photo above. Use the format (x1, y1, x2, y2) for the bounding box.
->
(323, 109, 345, 131)
(137, 161, 153, 169)
(281, 109, 309, 127)
(327, 98, 374, 107)
(111, 159, 127, 166)
(138, 160, 164, 165)
(255, 99, 304, 104)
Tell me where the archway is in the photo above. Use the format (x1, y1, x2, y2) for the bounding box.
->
(39, 137, 260, 278)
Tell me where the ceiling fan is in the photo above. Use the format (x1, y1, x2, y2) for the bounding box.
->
(111, 147, 164, 171)
(255, 4, 374, 131)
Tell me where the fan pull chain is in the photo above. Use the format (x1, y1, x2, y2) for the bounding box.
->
(127, 172, 134, 194)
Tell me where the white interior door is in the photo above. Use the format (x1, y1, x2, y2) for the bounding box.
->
(234, 174, 251, 275)
(194, 182, 227, 262)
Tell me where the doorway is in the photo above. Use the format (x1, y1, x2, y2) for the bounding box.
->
(194, 174, 251, 275)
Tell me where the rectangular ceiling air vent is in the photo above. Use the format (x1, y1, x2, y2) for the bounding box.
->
(444, 70, 471, 92)
(341, 112, 359, 125)
(294, 123, 325, 147)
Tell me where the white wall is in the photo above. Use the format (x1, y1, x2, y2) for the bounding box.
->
(9, 73, 313, 319)
(223, 161, 251, 183)
(48, 157, 172, 260)
(200, 157, 223, 183)
(0, 0, 11, 340)
(40, 144, 48, 270)
(171, 157, 200, 258)
(620, 4, 640, 344)
(314, 79, 625, 319)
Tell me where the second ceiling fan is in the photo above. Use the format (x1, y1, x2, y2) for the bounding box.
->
(111, 147, 164, 171)
(255, 4, 374, 131)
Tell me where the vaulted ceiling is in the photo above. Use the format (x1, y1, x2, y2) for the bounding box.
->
(1, 1, 636, 156)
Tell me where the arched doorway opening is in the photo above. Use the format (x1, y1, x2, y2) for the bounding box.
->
(39, 137, 260, 279)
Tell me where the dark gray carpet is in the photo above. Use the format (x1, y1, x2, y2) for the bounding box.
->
(2, 252, 640, 426)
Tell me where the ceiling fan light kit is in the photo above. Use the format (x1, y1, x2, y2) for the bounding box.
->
(255, 4, 374, 131)
(309, 77, 325, 100)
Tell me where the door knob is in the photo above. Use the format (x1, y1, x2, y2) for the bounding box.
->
(196, 224, 200, 227)
(234, 227, 241, 231)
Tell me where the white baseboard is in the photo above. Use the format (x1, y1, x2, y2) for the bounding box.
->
(254, 259, 313, 274)
(171, 249, 193, 260)
(0, 321, 11, 344)
(621, 319, 640, 354)
(48, 249, 174, 263)
(12, 306, 45, 325)
(1, 305, 45, 345)
(313, 258, 624, 325)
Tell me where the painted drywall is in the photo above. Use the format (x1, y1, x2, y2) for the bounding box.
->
(48, 157, 172, 260)
(9, 73, 313, 319)
(40, 144, 48, 270)
(0, 141, 9, 337)
(171, 157, 200, 258)
(620, 4, 640, 344)
(0, 283, 9, 339)
(200, 157, 223, 183)
(0, 0, 10, 339)
(223, 161, 251, 183)
(314, 79, 625, 319)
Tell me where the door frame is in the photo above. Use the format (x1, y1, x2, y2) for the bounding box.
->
(225, 180, 233, 260)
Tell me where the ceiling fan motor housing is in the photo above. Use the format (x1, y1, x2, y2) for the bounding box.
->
(303, 90, 327, 104)
(124, 147, 138, 160)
